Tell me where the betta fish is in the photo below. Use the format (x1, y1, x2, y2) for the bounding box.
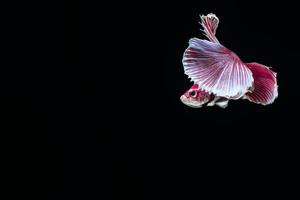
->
(180, 13, 278, 108)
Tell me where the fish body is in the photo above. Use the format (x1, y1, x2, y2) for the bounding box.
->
(180, 13, 278, 108)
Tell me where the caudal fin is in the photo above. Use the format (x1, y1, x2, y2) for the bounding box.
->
(244, 62, 278, 105)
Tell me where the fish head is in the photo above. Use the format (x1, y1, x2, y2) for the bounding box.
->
(180, 84, 211, 108)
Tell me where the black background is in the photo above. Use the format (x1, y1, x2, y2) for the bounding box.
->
(58, 1, 299, 199)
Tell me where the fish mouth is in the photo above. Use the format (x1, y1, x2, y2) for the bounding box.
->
(180, 95, 204, 108)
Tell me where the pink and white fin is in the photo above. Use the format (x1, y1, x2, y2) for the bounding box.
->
(215, 98, 229, 108)
(199, 13, 220, 43)
(207, 97, 229, 108)
(182, 38, 254, 99)
(244, 62, 278, 105)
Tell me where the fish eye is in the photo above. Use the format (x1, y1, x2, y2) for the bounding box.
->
(189, 90, 196, 97)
